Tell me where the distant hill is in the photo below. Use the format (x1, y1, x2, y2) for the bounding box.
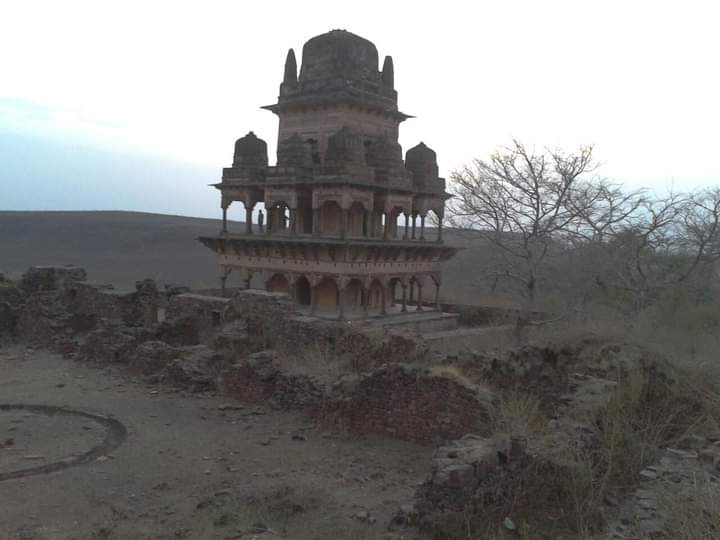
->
(0, 211, 506, 304)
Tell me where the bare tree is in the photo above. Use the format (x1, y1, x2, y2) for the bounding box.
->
(449, 140, 720, 326)
(447, 140, 600, 322)
(601, 188, 720, 309)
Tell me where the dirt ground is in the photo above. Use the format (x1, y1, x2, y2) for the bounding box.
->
(0, 344, 430, 540)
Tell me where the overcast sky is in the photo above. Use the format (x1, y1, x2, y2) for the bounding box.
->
(1, 0, 719, 218)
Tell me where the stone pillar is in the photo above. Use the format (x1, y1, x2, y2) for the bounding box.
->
(382, 213, 389, 240)
(282, 209, 289, 233)
(369, 211, 376, 238)
(401, 285, 408, 312)
(266, 207, 273, 235)
(220, 267, 232, 296)
(222, 207, 228, 234)
(435, 281, 441, 310)
(363, 209, 371, 237)
(338, 286, 346, 321)
(362, 289, 369, 317)
(403, 213, 409, 240)
(290, 208, 298, 236)
(312, 208, 320, 236)
(420, 214, 426, 241)
(340, 208, 349, 240)
(411, 214, 417, 239)
(245, 200, 254, 234)
(416, 282, 423, 311)
(437, 218, 443, 242)
(220, 274, 227, 296)
(409, 281, 415, 305)
(380, 285, 387, 316)
(310, 285, 318, 314)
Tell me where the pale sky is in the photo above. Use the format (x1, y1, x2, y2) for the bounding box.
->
(1, 0, 719, 217)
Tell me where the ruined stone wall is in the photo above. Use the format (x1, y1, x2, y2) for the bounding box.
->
(18, 266, 87, 294)
(69, 283, 138, 326)
(220, 289, 427, 370)
(318, 365, 491, 445)
(12, 267, 164, 355)
(9, 267, 489, 446)
(440, 302, 546, 327)
(221, 351, 325, 411)
(0, 281, 24, 336)
(162, 293, 230, 346)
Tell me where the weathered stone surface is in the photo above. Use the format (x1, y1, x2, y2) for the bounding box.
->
(222, 351, 324, 410)
(128, 340, 179, 375)
(76, 319, 153, 364)
(159, 345, 220, 392)
(0, 282, 24, 336)
(318, 364, 492, 445)
(162, 293, 230, 346)
(19, 265, 87, 293)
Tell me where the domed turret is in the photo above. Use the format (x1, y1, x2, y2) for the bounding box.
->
(367, 135, 406, 183)
(233, 131, 268, 169)
(405, 142, 438, 187)
(276, 133, 312, 168)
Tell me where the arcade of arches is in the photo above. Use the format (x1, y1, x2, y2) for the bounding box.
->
(222, 197, 444, 243)
(256, 271, 442, 319)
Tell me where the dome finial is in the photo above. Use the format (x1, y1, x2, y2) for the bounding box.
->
(283, 48, 297, 83)
(382, 55, 394, 88)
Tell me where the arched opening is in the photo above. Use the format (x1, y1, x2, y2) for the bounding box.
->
(388, 206, 405, 239)
(320, 200, 342, 236)
(368, 278, 385, 313)
(409, 276, 426, 310)
(295, 276, 311, 305)
(427, 209, 442, 242)
(316, 277, 338, 312)
(269, 201, 291, 234)
(388, 277, 403, 307)
(369, 210, 384, 238)
(344, 278, 364, 313)
(267, 273, 290, 294)
(348, 202, 365, 237)
(243, 201, 258, 235)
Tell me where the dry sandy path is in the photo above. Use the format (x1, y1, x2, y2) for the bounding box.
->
(0, 345, 429, 540)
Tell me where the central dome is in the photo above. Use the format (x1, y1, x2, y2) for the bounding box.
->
(299, 29, 379, 82)
(266, 29, 407, 119)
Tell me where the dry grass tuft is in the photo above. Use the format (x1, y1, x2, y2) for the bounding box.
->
(490, 390, 546, 439)
(655, 473, 720, 540)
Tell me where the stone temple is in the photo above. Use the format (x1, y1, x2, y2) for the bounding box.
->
(199, 29, 459, 319)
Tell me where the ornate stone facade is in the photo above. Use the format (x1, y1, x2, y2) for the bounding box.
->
(199, 29, 459, 318)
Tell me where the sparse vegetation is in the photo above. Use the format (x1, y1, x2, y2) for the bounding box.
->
(656, 472, 720, 540)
